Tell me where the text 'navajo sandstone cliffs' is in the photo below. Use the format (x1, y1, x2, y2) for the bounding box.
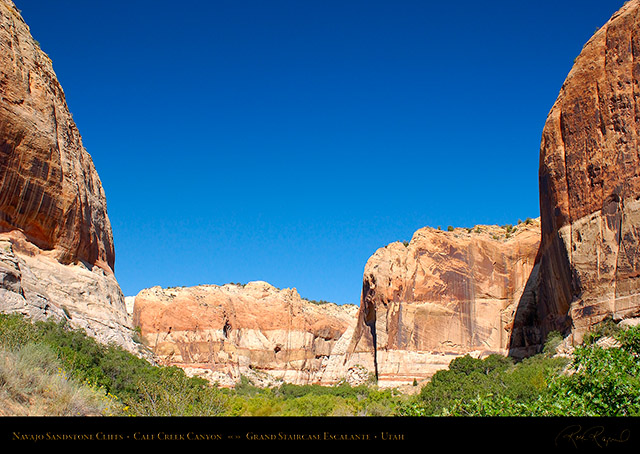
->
(0, 0, 136, 352)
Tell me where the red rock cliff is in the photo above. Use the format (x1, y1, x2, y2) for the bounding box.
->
(133, 282, 361, 387)
(0, 0, 114, 273)
(348, 221, 540, 387)
(511, 0, 640, 353)
(0, 0, 136, 353)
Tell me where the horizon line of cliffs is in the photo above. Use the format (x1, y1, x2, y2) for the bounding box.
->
(3, 0, 640, 390)
(131, 220, 542, 388)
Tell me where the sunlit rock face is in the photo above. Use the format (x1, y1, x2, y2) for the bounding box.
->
(0, 0, 137, 353)
(132, 282, 363, 387)
(348, 221, 541, 387)
(510, 0, 640, 355)
(0, 0, 114, 273)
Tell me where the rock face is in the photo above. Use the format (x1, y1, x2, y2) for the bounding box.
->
(510, 0, 640, 355)
(0, 232, 133, 349)
(348, 221, 540, 387)
(0, 1, 136, 353)
(132, 282, 362, 387)
(0, 1, 114, 273)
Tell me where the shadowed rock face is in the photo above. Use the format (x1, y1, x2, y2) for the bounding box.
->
(511, 0, 640, 353)
(348, 222, 540, 387)
(0, 0, 114, 273)
(132, 283, 362, 387)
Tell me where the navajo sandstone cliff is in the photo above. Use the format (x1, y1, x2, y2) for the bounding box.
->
(132, 283, 362, 387)
(131, 221, 540, 388)
(510, 0, 640, 356)
(348, 221, 540, 387)
(4, 0, 640, 393)
(0, 0, 136, 352)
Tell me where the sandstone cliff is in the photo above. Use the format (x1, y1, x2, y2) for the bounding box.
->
(510, 0, 640, 355)
(0, 1, 114, 272)
(0, 1, 136, 352)
(132, 282, 362, 387)
(348, 221, 541, 387)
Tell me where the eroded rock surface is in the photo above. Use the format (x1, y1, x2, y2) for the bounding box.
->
(132, 282, 361, 387)
(510, 0, 640, 354)
(0, 233, 134, 349)
(0, 1, 114, 273)
(0, 1, 136, 353)
(349, 221, 541, 387)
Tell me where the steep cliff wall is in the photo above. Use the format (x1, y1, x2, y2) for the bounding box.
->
(348, 221, 540, 387)
(510, 0, 640, 354)
(132, 282, 362, 387)
(0, 0, 135, 352)
(0, 1, 114, 272)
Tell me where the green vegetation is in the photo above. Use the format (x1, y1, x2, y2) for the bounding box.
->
(3, 313, 640, 417)
(0, 314, 403, 416)
(399, 322, 640, 416)
(0, 342, 119, 416)
(305, 299, 334, 306)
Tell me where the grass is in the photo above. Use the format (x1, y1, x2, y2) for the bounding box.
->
(0, 343, 118, 416)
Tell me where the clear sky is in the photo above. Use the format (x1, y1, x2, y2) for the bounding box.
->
(15, 0, 626, 305)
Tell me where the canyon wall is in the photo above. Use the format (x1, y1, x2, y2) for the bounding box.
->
(4, 0, 640, 391)
(510, 0, 640, 355)
(131, 222, 541, 388)
(0, 0, 136, 352)
(347, 221, 541, 387)
(132, 282, 363, 387)
(74, 0, 640, 389)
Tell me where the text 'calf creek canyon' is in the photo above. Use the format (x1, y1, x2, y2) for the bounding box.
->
(2, 0, 640, 391)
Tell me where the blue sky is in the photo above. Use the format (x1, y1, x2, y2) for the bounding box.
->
(15, 0, 626, 304)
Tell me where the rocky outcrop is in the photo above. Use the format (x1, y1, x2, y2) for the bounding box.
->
(510, 0, 640, 355)
(0, 0, 114, 273)
(348, 221, 540, 387)
(0, 1, 136, 353)
(132, 282, 362, 387)
(0, 233, 133, 348)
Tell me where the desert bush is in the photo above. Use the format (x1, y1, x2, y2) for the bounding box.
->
(125, 366, 229, 416)
(399, 353, 568, 416)
(0, 343, 118, 416)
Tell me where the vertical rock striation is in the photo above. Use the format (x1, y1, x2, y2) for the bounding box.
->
(510, 0, 640, 354)
(0, 0, 136, 352)
(0, 0, 114, 273)
(348, 221, 540, 387)
(132, 282, 361, 387)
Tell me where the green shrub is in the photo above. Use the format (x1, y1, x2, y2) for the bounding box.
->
(583, 317, 622, 345)
(410, 353, 568, 416)
(0, 343, 119, 416)
(441, 326, 640, 417)
(543, 331, 564, 355)
(126, 366, 229, 416)
(0, 314, 44, 350)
